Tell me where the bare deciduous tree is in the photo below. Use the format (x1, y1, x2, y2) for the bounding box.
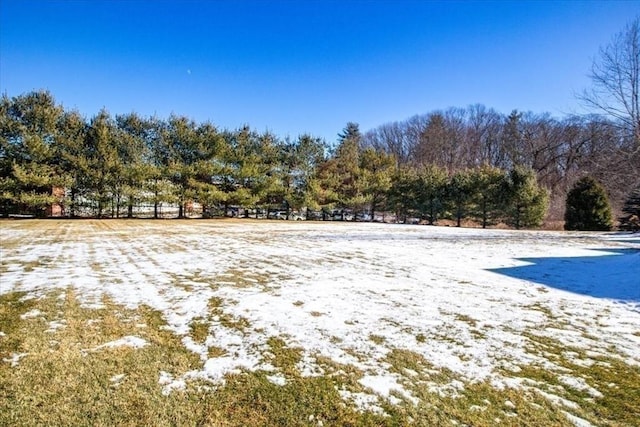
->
(580, 17, 639, 147)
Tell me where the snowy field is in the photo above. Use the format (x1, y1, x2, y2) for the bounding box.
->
(1, 220, 639, 424)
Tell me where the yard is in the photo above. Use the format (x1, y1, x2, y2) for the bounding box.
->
(1, 220, 639, 426)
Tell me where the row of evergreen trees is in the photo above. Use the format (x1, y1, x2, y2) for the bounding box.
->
(1, 91, 554, 228)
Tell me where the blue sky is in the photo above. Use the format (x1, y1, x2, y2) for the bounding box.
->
(1, 1, 638, 143)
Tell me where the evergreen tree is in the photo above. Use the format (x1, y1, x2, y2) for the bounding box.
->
(84, 110, 120, 217)
(57, 110, 88, 217)
(144, 117, 173, 219)
(502, 110, 524, 168)
(619, 184, 640, 231)
(387, 167, 418, 223)
(252, 131, 282, 213)
(314, 157, 341, 218)
(360, 148, 396, 220)
(115, 113, 153, 218)
(337, 122, 362, 148)
(446, 169, 474, 227)
(0, 91, 65, 216)
(194, 122, 227, 217)
(469, 164, 504, 228)
(221, 126, 266, 214)
(502, 166, 549, 229)
(278, 134, 326, 217)
(164, 115, 202, 218)
(414, 164, 448, 225)
(317, 123, 365, 218)
(564, 177, 613, 231)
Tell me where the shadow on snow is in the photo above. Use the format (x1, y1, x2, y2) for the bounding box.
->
(489, 248, 640, 304)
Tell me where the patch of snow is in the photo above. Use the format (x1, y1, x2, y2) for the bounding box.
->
(203, 355, 258, 383)
(338, 388, 386, 415)
(110, 373, 126, 388)
(158, 371, 186, 395)
(266, 374, 287, 386)
(427, 379, 465, 398)
(535, 390, 579, 410)
(359, 374, 418, 404)
(296, 354, 325, 377)
(46, 320, 66, 333)
(558, 375, 603, 398)
(88, 336, 148, 352)
(20, 309, 43, 319)
(562, 411, 596, 427)
(3, 352, 28, 367)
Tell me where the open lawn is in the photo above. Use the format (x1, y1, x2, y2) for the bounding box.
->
(1, 220, 639, 426)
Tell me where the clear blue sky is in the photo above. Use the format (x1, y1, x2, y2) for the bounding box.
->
(1, 0, 638, 143)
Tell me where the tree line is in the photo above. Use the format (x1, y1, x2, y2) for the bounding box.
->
(1, 91, 636, 228)
(1, 92, 549, 228)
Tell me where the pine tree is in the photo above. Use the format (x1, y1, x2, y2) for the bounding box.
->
(387, 167, 418, 224)
(360, 148, 396, 220)
(57, 110, 88, 217)
(282, 134, 326, 217)
(502, 166, 549, 229)
(84, 110, 120, 217)
(469, 164, 504, 228)
(414, 164, 448, 225)
(194, 122, 227, 217)
(316, 123, 365, 218)
(446, 169, 474, 227)
(0, 90, 66, 217)
(619, 184, 640, 231)
(564, 177, 613, 231)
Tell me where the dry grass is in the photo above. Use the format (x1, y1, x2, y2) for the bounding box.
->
(3, 288, 637, 426)
(0, 289, 392, 426)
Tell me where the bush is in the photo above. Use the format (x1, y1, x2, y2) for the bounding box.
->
(564, 177, 613, 231)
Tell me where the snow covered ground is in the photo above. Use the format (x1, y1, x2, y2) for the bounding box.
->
(1, 220, 639, 415)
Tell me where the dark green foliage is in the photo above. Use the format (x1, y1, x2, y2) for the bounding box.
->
(619, 184, 640, 231)
(564, 177, 613, 231)
(468, 165, 505, 229)
(388, 167, 418, 223)
(359, 148, 396, 219)
(0, 91, 65, 216)
(446, 170, 473, 227)
(414, 165, 447, 225)
(502, 166, 549, 229)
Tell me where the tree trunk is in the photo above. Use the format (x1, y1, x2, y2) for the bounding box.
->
(116, 193, 121, 218)
(70, 188, 77, 218)
(482, 202, 488, 229)
(153, 181, 159, 219)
